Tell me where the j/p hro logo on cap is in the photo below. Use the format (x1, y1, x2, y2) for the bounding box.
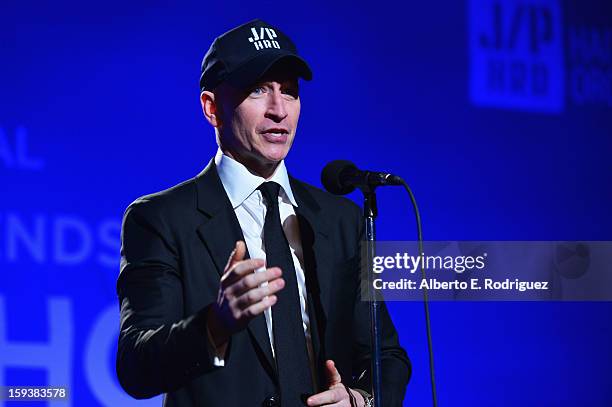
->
(248, 27, 280, 50)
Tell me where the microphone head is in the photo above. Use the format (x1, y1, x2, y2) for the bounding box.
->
(321, 160, 357, 195)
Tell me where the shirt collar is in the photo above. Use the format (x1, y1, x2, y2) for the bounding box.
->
(214, 148, 298, 209)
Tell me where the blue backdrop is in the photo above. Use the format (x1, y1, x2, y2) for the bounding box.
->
(1, 0, 611, 405)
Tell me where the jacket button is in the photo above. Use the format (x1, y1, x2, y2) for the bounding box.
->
(262, 395, 280, 407)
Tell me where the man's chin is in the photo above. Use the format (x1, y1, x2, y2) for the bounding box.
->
(259, 149, 289, 165)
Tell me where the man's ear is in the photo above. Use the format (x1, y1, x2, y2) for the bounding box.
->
(200, 91, 221, 127)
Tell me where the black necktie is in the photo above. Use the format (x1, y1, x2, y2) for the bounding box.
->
(258, 182, 313, 406)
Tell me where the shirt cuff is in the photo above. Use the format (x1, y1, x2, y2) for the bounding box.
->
(205, 322, 228, 367)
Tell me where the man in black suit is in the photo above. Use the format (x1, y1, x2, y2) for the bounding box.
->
(116, 19, 410, 406)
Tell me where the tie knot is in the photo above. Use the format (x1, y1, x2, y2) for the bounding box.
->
(257, 181, 281, 206)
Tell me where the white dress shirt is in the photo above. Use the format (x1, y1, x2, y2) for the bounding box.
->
(210, 149, 315, 380)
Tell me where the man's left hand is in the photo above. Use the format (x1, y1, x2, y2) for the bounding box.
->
(306, 360, 364, 407)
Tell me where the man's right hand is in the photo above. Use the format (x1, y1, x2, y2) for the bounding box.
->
(207, 241, 285, 347)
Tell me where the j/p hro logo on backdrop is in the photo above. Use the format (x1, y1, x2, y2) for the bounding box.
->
(249, 27, 280, 50)
(469, 0, 564, 113)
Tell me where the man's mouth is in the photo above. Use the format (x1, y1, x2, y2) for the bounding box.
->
(261, 128, 288, 135)
(260, 128, 289, 143)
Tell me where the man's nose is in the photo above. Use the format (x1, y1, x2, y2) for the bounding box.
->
(264, 91, 288, 122)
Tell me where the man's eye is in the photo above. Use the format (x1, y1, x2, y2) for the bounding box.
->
(250, 87, 265, 95)
(282, 88, 299, 98)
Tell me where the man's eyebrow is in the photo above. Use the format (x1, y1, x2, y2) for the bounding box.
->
(250, 81, 276, 88)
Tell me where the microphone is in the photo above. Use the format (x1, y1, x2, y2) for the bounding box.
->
(321, 160, 403, 195)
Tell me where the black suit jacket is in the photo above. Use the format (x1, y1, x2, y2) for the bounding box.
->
(116, 161, 410, 406)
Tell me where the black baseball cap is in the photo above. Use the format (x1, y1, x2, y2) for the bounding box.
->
(199, 19, 312, 92)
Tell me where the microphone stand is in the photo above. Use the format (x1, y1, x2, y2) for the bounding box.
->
(360, 184, 383, 406)
(321, 160, 437, 406)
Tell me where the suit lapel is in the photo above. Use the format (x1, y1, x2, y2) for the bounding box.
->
(194, 161, 243, 276)
(194, 160, 276, 378)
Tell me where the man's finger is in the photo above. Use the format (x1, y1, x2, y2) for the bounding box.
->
(241, 294, 277, 319)
(306, 387, 346, 406)
(233, 276, 285, 309)
(325, 360, 342, 387)
(229, 267, 282, 297)
(221, 258, 265, 288)
(223, 241, 246, 273)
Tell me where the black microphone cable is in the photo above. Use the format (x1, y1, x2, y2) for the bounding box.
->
(398, 178, 438, 407)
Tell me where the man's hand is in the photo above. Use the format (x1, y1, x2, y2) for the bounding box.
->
(207, 241, 285, 347)
(306, 360, 365, 407)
